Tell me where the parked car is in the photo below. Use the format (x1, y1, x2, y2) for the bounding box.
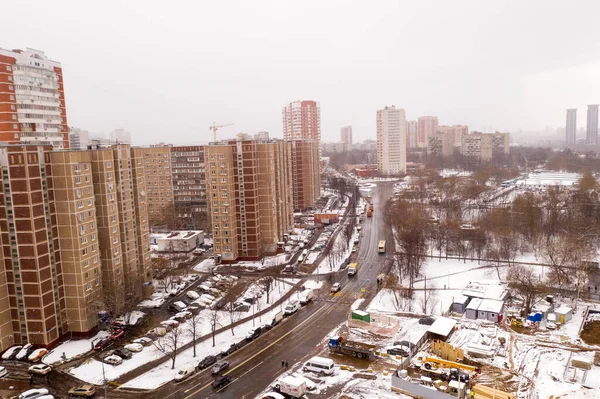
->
(220, 341, 243, 358)
(111, 321, 127, 330)
(0, 366, 7, 378)
(168, 301, 188, 313)
(147, 327, 168, 337)
(387, 346, 410, 357)
(132, 337, 153, 346)
(94, 338, 112, 351)
(150, 298, 166, 308)
(174, 365, 195, 382)
(200, 294, 216, 302)
(246, 326, 262, 341)
(186, 290, 200, 300)
(2, 345, 22, 360)
(103, 355, 123, 365)
(284, 300, 301, 315)
(144, 332, 158, 341)
(211, 360, 230, 375)
(196, 355, 217, 371)
(176, 311, 192, 320)
(113, 347, 132, 360)
(211, 375, 231, 389)
(123, 343, 143, 353)
(27, 349, 47, 362)
(330, 283, 342, 293)
(187, 305, 202, 315)
(28, 364, 52, 375)
(14, 388, 49, 399)
(16, 344, 35, 361)
(209, 288, 221, 296)
(161, 319, 180, 328)
(199, 284, 212, 292)
(67, 384, 96, 397)
(110, 329, 125, 341)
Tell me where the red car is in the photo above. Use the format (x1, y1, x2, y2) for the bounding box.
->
(110, 329, 125, 341)
(94, 337, 112, 351)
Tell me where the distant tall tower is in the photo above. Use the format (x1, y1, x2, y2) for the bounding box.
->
(282, 101, 320, 142)
(586, 105, 599, 145)
(406, 121, 418, 149)
(417, 116, 439, 148)
(377, 106, 406, 174)
(0, 48, 70, 148)
(340, 126, 352, 145)
(566, 109, 577, 144)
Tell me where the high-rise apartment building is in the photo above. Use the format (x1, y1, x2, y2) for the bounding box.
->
(565, 109, 577, 145)
(0, 48, 69, 148)
(290, 140, 320, 211)
(69, 127, 90, 150)
(427, 133, 453, 157)
(586, 105, 599, 145)
(340, 126, 353, 145)
(438, 125, 468, 151)
(376, 106, 406, 175)
(282, 101, 320, 142)
(417, 116, 439, 148)
(171, 146, 208, 227)
(131, 146, 174, 224)
(205, 139, 293, 262)
(0, 144, 152, 351)
(109, 128, 131, 144)
(406, 121, 417, 149)
(461, 133, 510, 162)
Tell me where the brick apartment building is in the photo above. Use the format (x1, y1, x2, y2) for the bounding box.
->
(0, 48, 69, 148)
(461, 133, 510, 162)
(170, 146, 208, 227)
(0, 144, 151, 351)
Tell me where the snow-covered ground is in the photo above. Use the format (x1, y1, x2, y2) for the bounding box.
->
(44, 330, 110, 366)
(119, 306, 287, 390)
(193, 258, 215, 273)
(313, 227, 357, 274)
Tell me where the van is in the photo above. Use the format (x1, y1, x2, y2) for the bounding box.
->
(299, 289, 313, 305)
(302, 356, 335, 375)
(267, 311, 284, 328)
(174, 365, 195, 382)
(284, 300, 301, 315)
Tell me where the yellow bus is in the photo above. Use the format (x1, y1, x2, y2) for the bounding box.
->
(378, 240, 386, 254)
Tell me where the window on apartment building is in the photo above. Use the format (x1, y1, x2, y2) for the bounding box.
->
(108, 183, 113, 191)
(84, 271, 89, 279)
(78, 213, 84, 222)
(95, 278, 100, 286)
(13, 124, 17, 129)
(75, 176, 81, 184)
(225, 245, 231, 251)
(213, 201, 218, 206)
(92, 244, 97, 252)
(107, 172, 113, 180)
(112, 226, 117, 233)
(83, 259, 89, 267)
(88, 199, 92, 206)
(8, 85, 14, 91)
(10, 105, 15, 110)
(224, 223, 229, 228)
(93, 256, 98, 264)
(85, 283, 91, 291)
(94, 268, 99, 275)
(223, 216, 228, 221)
(74, 164, 80, 172)
(76, 189, 82, 198)
(106, 161, 112, 168)
(115, 257, 120, 265)
(85, 175, 90, 183)
(219, 154, 225, 159)
(81, 236, 87, 244)
(77, 200, 83, 208)
(212, 185, 217, 190)
(113, 237, 118, 244)
(11, 114, 16, 120)
(9, 95, 14, 101)
(109, 194, 114, 202)
(221, 193, 227, 198)
(91, 233, 96, 241)
(82, 248, 88, 255)
(84, 164, 89, 171)
(210, 154, 215, 159)
(6, 65, 11, 71)
(86, 188, 91, 195)
(210, 170, 216, 175)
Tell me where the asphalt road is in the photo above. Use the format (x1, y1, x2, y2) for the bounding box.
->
(151, 182, 395, 399)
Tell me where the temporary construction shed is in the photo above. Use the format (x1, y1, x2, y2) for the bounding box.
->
(477, 299, 504, 323)
(554, 305, 573, 324)
(465, 298, 483, 320)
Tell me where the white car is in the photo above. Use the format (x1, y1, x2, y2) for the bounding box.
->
(200, 294, 216, 302)
(28, 364, 52, 375)
(16, 343, 33, 361)
(151, 298, 166, 308)
(186, 290, 200, 300)
(331, 283, 342, 293)
(175, 311, 192, 320)
(104, 355, 123, 365)
(160, 320, 180, 328)
(199, 284, 212, 292)
(132, 337, 153, 346)
(1, 345, 22, 360)
(124, 343, 144, 353)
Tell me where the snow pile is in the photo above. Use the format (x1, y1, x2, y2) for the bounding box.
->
(44, 330, 110, 365)
(193, 258, 214, 272)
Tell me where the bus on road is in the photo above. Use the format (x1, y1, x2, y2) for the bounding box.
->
(378, 240, 386, 254)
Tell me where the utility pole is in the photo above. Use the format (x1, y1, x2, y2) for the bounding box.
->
(209, 122, 234, 143)
(102, 360, 108, 398)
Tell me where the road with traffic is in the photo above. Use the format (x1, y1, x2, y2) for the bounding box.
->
(150, 182, 395, 399)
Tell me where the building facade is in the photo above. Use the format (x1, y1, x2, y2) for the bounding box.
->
(427, 133, 454, 157)
(586, 105, 598, 145)
(461, 133, 510, 162)
(0, 48, 69, 148)
(131, 145, 174, 225)
(290, 140, 320, 211)
(170, 146, 207, 227)
(341, 126, 352, 145)
(417, 116, 439, 148)
(377, 106, 406, 175)
(406, 120, 417, 149)
(68, 128, 90, 151)
(438, 125, 468, 150)
(0, 144, 152, 352)
(566, 109, 577, 145)
(282, 100, 320, 142)
(205, 139, 293, 262)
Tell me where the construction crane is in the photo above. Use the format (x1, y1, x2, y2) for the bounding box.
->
(209, 122, 234, 143)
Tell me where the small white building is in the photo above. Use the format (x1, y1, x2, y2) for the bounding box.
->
(554, 305, 573, 324)
(427, 317, 457, 341)
(152, 231, 204, 252)
(465, 298, 483, 320)
(477, 299, 504, 323)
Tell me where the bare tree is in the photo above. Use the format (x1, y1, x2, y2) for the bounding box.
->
(188, 311, 203, 358)
(209, 308, 221, 347)
(507, 265, 549, 315)
(153, 324, 183, 369)
(260, 277, 275, 304)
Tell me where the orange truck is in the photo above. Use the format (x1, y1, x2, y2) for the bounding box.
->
(367, 209, 373, 217)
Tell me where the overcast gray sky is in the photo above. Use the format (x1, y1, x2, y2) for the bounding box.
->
(2, 0, 600, 144)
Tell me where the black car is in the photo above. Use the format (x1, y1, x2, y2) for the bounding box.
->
(196, 355, 217, 371)
(246, 327, 262, 341)
(418, 317, 436, 325)
(211, 375, 231, 389)
(387, 346, 410, 357)
(220, 342, 240, 358)
(114, 347, 132, 360)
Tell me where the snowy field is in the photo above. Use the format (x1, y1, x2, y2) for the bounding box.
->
(44, 330, 110, 366)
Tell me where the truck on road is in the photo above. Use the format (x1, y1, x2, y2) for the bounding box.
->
(328, 335, 376, 359)
(299, 289, 313, 305)
(347, 262, 358, 276)
(267, 310, 284, 328)
(275, 375, 307, 398)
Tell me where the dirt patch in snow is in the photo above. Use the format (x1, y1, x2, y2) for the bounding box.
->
(580, 320, 600, 345)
